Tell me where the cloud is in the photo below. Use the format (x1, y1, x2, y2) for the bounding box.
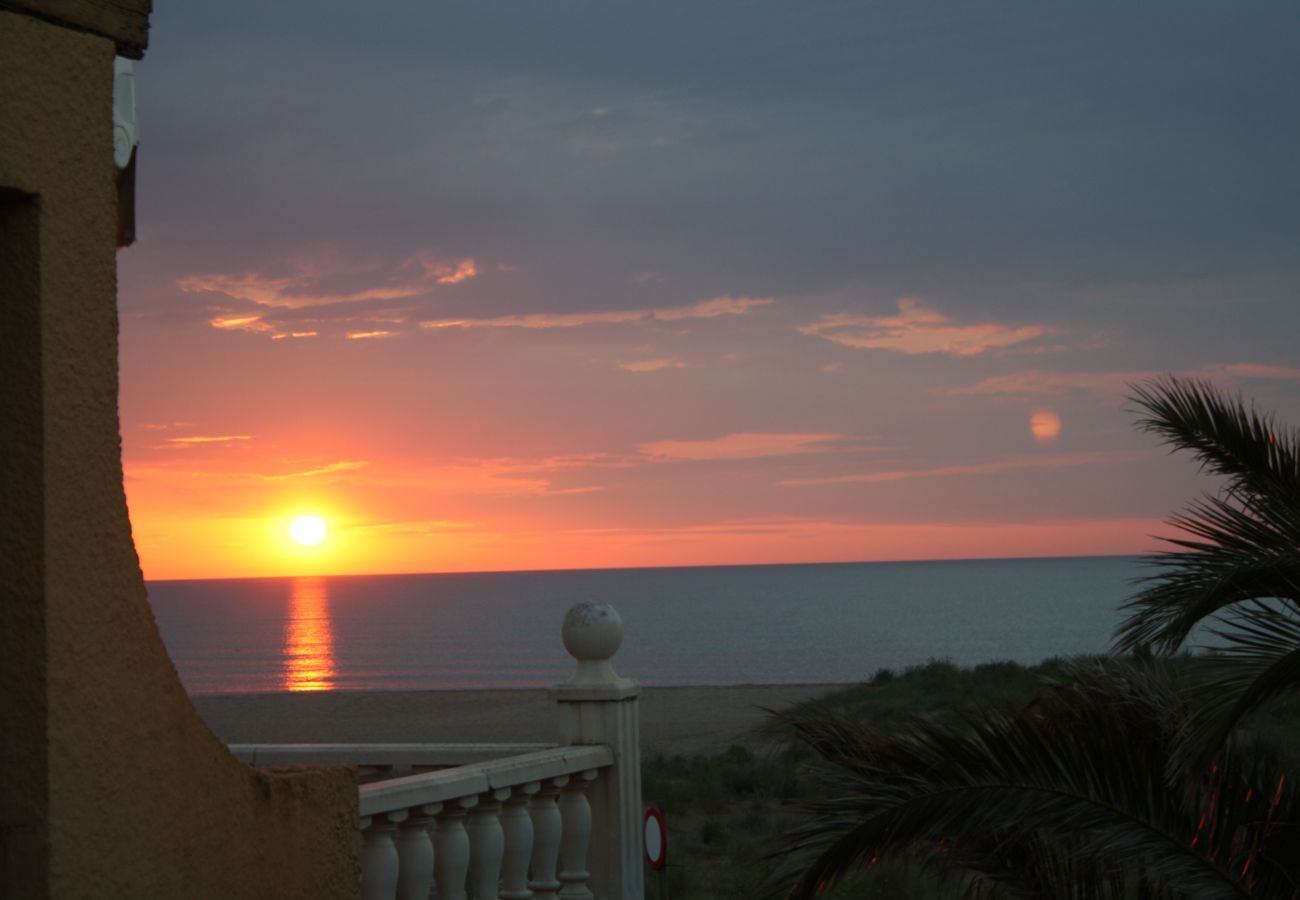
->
(345, 518, 478, 537)
(430, 258, 478, 285)
(1203, 362, 1300, 382)
(781, 451, 1136, 487)
(209, 314, 274, 333)
(944, 362, 1300, 398)
(639, 432, 844, 461)
(941, 369, 1152, 397)
(141, 421, 198, 431)
(224, 460, 371, 480)
(421, 295, 772, 331)
(164, 435, 251, 446)
(618, 357, 687, 372)
(799, 299, 1053, 356)
(346, 330, 396, 340)
(270, 331, 319, 340)
(181, 251, 479, 310)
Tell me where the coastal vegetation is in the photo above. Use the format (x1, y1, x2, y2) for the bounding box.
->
(649, 377, 1300, 899)
(768, 378, 1300, 898)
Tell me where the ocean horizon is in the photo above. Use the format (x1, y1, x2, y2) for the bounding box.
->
(148, 555, 1145, 695)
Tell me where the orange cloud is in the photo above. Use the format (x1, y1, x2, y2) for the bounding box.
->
(181, 251, 479, 310)
(427, 258, 478, 284)
(271, 331, 319, 340)
(618, 358, 688, 372)
(209, 314, 273, 332)
(781, 450, 1136, 486)
(420, 295, 773, 331)
(165, 435, 252, 446)
(346, 330, 396, 340)
(798, 298, 1052, 356)
(639, 432, 843, 461)
(159, 436, 250, 450)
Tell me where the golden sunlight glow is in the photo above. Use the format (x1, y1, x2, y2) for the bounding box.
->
(282, 576, 335, 691)
(289, 515, 327, 545)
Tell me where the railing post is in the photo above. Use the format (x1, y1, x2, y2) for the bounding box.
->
(553, 602, 644, 900)
(529, 776, 567, 900)
(469, 787, 510, 899)
(396, 803, 439, 900)
(361, 811, 406, 900)
(501, 781, 540, 900)
(434, 795, 477, 900)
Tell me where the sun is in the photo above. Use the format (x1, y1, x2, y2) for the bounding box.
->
(289, 515, 327, 546)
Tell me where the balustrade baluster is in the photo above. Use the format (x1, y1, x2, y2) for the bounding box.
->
(434, 796, 478, 900)
(500, 782, 540, 899)
(396, 803, 439, 900)
(362, 811, 407, 900)
(469, 787, 510, 898)
(557, 770, 598, 900)
(527, 777, 566, 900)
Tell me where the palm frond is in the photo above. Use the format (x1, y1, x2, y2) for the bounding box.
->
(1129, 376, 1300, 506)
(765, 662, 1300, 900)
(1173, 602, 1300, 771)
(1116, 378, 1300, 656)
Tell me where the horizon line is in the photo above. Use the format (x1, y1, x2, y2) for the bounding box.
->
(145, 551, 1145, 584)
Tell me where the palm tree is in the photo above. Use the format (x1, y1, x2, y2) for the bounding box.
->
(768, 661, 1300, 899)
(1115, 376, 1300, 764)
(767, 376, 1300, 898)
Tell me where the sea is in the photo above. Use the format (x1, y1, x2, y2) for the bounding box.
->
(147, 556, 1148, 696)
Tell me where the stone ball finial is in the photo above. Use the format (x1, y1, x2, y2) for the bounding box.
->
(562, 602, 623, 685)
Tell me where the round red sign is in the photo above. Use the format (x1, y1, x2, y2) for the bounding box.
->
(643, 806, 667, 870)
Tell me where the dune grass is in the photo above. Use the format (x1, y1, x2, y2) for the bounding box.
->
(642, 654, 1300, 900)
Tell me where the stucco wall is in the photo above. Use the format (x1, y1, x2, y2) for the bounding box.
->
(0, 12, 359, 898)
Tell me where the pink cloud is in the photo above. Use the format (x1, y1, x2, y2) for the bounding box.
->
(781, 450, 1138, 486)
(639, 432, 844, 461)
(618, 358, 688, 372)
(420, 295, 773, 331)
(798, 298, 1053, 356)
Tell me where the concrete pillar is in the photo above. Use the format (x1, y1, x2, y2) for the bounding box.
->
(554, 603, 644, 900)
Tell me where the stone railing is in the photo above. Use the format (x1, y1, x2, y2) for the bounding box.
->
(231, 602, 643, 900)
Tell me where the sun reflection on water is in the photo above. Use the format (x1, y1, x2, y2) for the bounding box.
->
(283, 576, 336, 691)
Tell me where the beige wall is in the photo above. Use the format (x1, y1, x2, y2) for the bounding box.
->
(0, 12, 359, 898)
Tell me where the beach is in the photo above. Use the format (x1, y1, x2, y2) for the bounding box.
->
(195, 683, 846, 754)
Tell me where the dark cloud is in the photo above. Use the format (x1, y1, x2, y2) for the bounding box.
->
(128, 2, 1299, 342)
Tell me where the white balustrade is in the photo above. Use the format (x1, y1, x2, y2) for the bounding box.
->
(558, 769, 599, 900)
(237, 603, 642, 900)
(528, 777, 565, 900)
(360, 812, 404, 900)
(500, 782, 539, 899)
(434, 796, 474, 900)
(395, 804, 437, 900)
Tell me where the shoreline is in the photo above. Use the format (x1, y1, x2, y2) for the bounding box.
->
(195, 683, 850, 754)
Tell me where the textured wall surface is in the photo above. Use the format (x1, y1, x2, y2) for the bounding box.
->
(0, 12, 359, 898)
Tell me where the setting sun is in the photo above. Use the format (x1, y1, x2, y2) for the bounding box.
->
(289, 515, 327, 546)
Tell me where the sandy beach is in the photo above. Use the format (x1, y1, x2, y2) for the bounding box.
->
(195, 683, 847, 754)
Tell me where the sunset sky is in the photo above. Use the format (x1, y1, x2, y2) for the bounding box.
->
(119, 3, 1300, 580)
